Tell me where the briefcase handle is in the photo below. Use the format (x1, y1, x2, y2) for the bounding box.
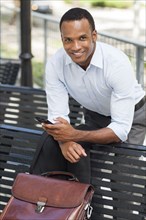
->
(41, 171, 79, 182)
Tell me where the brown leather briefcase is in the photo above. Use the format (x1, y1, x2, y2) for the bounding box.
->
(0, 171, 94, 220)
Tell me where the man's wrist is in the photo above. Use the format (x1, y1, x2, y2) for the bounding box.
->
(58, 141, 67, 148)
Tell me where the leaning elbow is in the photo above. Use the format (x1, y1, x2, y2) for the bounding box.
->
(114, 137, 121, 143)
(114, 134, 121, 143)
(106, 137, 121, 144)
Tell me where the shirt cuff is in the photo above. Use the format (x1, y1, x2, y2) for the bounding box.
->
(48, 114, 70, 124)
(107, 122, 130, 142)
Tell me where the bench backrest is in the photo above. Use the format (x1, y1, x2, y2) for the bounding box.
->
(0, 59, 20, 85)
(90, 143, 146, 220)
(0, 125, 42, 212)
(0, 85, 83, 129)
(0, 124, 146, 219)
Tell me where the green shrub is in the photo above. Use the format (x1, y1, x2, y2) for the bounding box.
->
(32, 60, 44, 88)
(1, 44, 18, 58)
(90, 0, 132, 8)
(64, 0, 72, 4)
(64, 0, 132, 8)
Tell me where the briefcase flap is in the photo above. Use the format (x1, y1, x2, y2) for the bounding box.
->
(12, 173, 94, 208)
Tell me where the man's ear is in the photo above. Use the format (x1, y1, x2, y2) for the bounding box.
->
(92, 30, 97, 42)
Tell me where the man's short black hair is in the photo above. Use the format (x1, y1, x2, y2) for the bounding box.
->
(59, 7, 95, 31)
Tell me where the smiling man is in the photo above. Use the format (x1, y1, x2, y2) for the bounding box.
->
(30, 8, 146, 183)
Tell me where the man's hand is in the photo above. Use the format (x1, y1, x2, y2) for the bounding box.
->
(42, 117, 77, 142)
(59, 141, 87, 163)
(42, 117, 120, 145)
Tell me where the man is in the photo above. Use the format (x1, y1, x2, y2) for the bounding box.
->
(30, 8, 146, 183)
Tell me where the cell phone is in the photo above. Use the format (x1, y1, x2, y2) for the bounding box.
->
(35, 117, 53, 124)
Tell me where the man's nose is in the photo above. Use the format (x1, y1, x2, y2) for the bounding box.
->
(72, 41, 81, 50)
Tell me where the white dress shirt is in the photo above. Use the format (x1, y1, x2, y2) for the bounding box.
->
(45, 42, 145, 142)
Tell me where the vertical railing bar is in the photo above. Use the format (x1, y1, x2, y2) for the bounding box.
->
(43, 19, 48, 88)
(136, 46, 144, 88)
(44, 19, 47, 68)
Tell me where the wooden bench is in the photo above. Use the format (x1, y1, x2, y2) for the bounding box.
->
(0, 58, 20, 85)
(0, 85, 146, 219)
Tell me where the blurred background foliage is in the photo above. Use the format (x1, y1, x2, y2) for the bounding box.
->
(90, 0, 132, 8)
(64, 0, 132, 8)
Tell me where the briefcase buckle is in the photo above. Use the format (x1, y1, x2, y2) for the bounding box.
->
(35, 201, 46, 213)
(85, 203, 93, 219)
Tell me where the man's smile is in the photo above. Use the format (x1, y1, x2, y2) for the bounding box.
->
(71, 51, 85, 58)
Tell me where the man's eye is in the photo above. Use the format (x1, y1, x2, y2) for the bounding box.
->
(80, 36, 86, 41)
(64, 39, 72, 43)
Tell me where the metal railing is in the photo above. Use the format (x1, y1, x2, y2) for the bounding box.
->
(98, 32, 146, 88)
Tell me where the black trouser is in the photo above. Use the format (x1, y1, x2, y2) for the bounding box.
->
(29, 109, 111, 184)
(30, 124, 92, 183)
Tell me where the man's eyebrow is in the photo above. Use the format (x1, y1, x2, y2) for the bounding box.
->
(80, 34, 87, 37)
(62, 33, 88, 39)
(63, 36, 71, 38)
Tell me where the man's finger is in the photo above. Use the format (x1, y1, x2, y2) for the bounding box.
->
(66, 152, 79, 163)
(73, 145, 87, 157)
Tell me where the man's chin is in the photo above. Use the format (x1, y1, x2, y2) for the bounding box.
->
(72, 57, 85, 65)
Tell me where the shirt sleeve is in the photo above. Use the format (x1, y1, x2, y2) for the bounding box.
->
(107, 56, 135, 142)
(45, 59, 70, 124)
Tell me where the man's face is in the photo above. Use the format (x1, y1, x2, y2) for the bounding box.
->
(60, 19, 97, 70)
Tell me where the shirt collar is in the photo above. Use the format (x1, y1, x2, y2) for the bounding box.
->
(65, 51, 72, 65)
(90, 42, 103, 69)
(65, 42, 103, 69)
